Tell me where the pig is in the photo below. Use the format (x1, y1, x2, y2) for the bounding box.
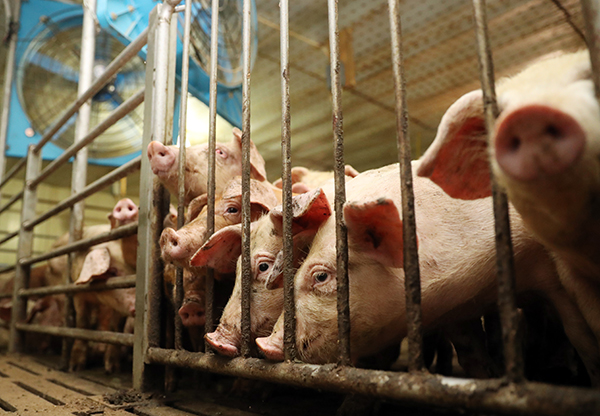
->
(254, 163, 600, 384)
(160, 177, 279, 268)
(0, 265, 49, 322)
(272, 165, 360, 194)
(147, 127, 267, 204)
(107, 198, 139, 269)
(190, 189, 332, 357)
(416, 50, 600, 381)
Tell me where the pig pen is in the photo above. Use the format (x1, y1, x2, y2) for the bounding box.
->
(1, 0, 600, 415)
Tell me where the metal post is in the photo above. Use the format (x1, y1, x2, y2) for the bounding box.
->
(327, 0, 350, 366)
(581, 0, 600, 100)
(133, 1, 180, 391)
(387, 0, 424, 372)
(472, 0, 523, 382)
(9, 145, 41, 353)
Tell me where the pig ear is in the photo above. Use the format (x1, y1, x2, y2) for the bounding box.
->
(290, 166, 309, 183)
(265, 250, 284, 290)
(190, 225, 242, 273)
(232, 128, 267, 182)
(187, 194, 208, 223)
(75, 248, 112, 284)
(417, 89, 491, 200)
(270, 188, 331, 236)
(344, 199, 404, 268)
(0, 301, 12, 322)
(344, 165, 360, 178)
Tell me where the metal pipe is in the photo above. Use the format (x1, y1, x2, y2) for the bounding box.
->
(9, 146, 41, 353)
(0, 293, 11, 299)
(20, 223, 138, 267)
(327, 0, 350, 366)
(472, 0, 523, 382)
(0, 190, 24, 216)
(15, 323, 134, 347)
(18, 275, 136, 297)
(0, 157, 27, 190)
(581, 0, 600, 99)
(147, 348, 600, 416)
(387, 0, 424, 372)
(23, 156, 141, 231)
(279, 0, 296, 362)
(29, 88, 145, 190)
(0, 264, 15, 274)
(204, 0, 220, 351)
(32, 28, 149, 154)
(240, 0, 253, 358)
(0, 230, 19, 246)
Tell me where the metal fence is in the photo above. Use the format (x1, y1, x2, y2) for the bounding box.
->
(1, 0, 600, 415)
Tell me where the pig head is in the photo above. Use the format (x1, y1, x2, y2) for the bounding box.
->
(108, 198, 139, 269)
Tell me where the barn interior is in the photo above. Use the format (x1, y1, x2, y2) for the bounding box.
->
(0, 0, 597, 414)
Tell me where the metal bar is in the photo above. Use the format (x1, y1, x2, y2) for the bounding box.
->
(387, 0, 424, 372)
(23, 156, 141, 231)
(0, 157, 27, 191)
(327, 0, 350, 366)
(32, 27, 149, 154)
(20, 223, 138, 267)
(0, 265, 15, 274)
(19, 275, 136, 297)
(9, 145, 41, 353)
(15, 323, 134, 347)
(0, 230, 19, 246)
(204, 0, 220, 351)
(280, 0, 296, 362)
(581, 0, 600, 99)
(29, 88, 145, 190)
(0, 190, 24, 216)
(147, 348, 600, 416)
(0, 293, 11, 299)
(240, 0, 253, 359)
(472, 0, 523, 382)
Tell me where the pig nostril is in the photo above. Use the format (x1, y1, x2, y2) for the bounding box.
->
(159, 152, 165, 157)
(546, 124, 562, 139)
(172, 240, 178, 247)
(509, 136, 521, 152)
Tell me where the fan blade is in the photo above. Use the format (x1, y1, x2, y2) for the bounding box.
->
(46, 112, 77, 140)
(29, 52, 79, 83)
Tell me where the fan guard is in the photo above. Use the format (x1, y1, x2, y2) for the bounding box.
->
(16, 17, 145, 159)
(187, 0, 257, 88)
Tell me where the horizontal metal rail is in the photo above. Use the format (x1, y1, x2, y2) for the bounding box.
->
(15, 323, 134, 346)
(19, 275, 136, 297)
(147, 348, 600, 416)
(20, 222, 137, 267)
(0, 230, 19, 246)
(0, 190, 24, 216)
(0, 293, 11, 299)
(0, 264, 15, 274)
(0, 157, 27, 190)
(32, 28, 149, 154)
(29, 88, 145, 190)
(24, 156, 141, 230)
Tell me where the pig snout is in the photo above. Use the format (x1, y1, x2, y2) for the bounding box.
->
(494, 105, 585, 181)
(160, 228, 189, 263)
(255, 335, 284, 361)
(112, 199, 138, 224)
(178, 300, 205, 327)
(205, 328, 240, 357)
(147, 141, 176, 174)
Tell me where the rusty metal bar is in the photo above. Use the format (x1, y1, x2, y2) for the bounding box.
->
(0, 157, 27, 191)
(9, 146, 41, 353)
(147, 348, 600, 416)
(0, 230, 19, 246)
(0, 264, 15, 274)
(29, 88, 145, 190)
(32, 28, 149, 154)
(387, 0, 424, 372)
(472, 0, 523, 382)
(239, 0, 253, 358)
(23, 156, 141, 231)
(18, 275, 136, 297)
(581, 0, 600, 99)
(0, 190, 24, 216)
(20, 223, 138, 267)
(203, 0, 220, 350)
(0, 293, 11, 299)
(15, 323, 134, 347)
(327, 0, 350, 366)
(279, 0, 296, 362)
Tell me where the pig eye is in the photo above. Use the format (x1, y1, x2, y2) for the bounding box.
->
(258, 262, 270, 272)
(313, 272, 329, 284)
(226, 206, 239, 214)
(216, 148, 227, 158)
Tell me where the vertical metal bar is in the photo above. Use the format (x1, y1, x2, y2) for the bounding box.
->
(133, 1, 179, 391)
(581, 0, 600, 100)
(327, 0, 350, 366)
(9, 146, 41, 353)
(387, 0, 424, 372)
(204, 0, 220, 350)
(240, 0, 253, 358)
(0, 0, 21, 199)
(280, 0, 296, 362)
(472, 0, 523, 382)
(175, 0, 193, 352)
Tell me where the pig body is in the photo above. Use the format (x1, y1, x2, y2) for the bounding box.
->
(255, 163, 599, 383)
(272, 165, 360, 194)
